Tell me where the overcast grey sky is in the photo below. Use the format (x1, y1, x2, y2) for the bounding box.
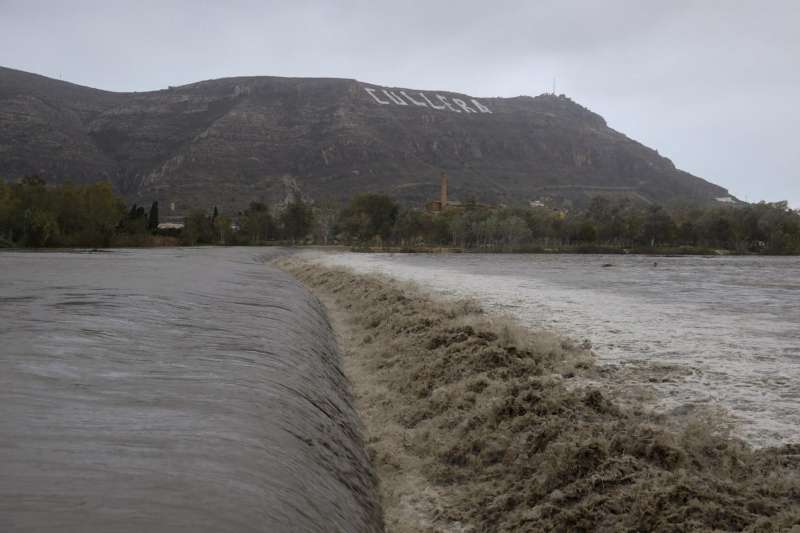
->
(1, 0, 798, 206)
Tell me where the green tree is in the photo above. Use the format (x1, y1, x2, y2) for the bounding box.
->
(337, 194, 399, 243)
(394, 209, 429, 245)
(119, 202, 148, 235)
(240, 202, 275, 243)
(699, 209, 734, 247)
(25, 209, 60, 246)
(182, 209, 215, 245)
(214, 213, 232, 244)
(499, 215, 533, 247)
(0, 182, 19, 242)
(55, 182, 87, 238)
(88, 183, 126, 245)
(312, 201, 340, 245)
(640, 205, 676, 247)
(280, 195, 314, 243)
(17, 176, 48, 212)
(677, 220, 698, 245)
(574, 220, 598, 243)
(523, 207, 560, 242)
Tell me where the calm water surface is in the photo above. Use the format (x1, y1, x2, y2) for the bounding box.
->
(0, 248, 381, 532)
(313, 252, 800, 447)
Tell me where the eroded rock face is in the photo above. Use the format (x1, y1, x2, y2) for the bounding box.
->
(0, 66, 728, 213)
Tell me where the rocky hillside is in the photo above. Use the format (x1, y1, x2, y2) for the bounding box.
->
(0, 66, 730, 214)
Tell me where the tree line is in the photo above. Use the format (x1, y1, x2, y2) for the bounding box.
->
(0, 177, 135, 247)
(181, 198, 315, 245)
(2, 177, 799, 253)
(0, 177, 317, 247)
(330, 194, 800, 254)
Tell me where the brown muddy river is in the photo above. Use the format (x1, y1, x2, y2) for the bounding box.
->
(312, 251, 800, 448)
(0, 248, 381, 532)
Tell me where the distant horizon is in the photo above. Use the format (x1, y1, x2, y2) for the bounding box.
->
(1, 1, 797, 208)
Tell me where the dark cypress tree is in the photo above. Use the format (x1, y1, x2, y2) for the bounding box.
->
(147, 201, 159, 232)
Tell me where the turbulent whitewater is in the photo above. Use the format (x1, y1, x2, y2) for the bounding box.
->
(311, 251, 800, 447)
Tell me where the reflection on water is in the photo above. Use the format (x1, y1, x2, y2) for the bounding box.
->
(0, 248, 381, 532)
(313, 251, 800, 447)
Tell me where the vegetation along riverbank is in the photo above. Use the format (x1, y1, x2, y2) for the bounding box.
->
(277, 257, 800, 532)
(2, 177, 799, 254)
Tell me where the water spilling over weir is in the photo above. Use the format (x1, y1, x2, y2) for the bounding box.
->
(311, 251, 800, 448)
(0, 248, 382, 532)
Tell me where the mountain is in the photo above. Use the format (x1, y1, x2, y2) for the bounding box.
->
(0, 66, 731, 215)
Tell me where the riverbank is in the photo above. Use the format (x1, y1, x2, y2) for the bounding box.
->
(4, 240, 798, 256)
(278, 257, 800, 532)
(345, 244, 800, 256)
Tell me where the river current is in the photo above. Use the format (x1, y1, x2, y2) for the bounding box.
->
(0, 248, 382, 532)
(310, 251, 800, 448)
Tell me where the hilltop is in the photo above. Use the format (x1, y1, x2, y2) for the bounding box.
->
(0, 66, 730, 214)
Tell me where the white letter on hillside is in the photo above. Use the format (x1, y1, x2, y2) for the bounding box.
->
(471, 99, 492, 113)
(437, 95, 460, 112)
(401, 91, 428, 107)
(364, 87, 390, 104)
(383, 90, 408, 105)
(420, 92, 446, 110)
(452, 98, 476, 113)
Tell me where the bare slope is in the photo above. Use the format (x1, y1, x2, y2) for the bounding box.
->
(0, 66, 729, 213)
